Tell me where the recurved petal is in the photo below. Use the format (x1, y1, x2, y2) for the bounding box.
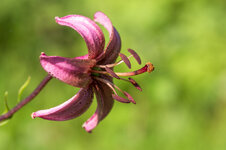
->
(94, 12, 121, 64)
(40, 53, 96, 88)
(74, 54, 89, 60)
(32, 86, 94, 121)
(83, 80, 114, 132)
(55, 15, 105, 59)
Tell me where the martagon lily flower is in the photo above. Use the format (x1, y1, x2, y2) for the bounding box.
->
(31, 12, 154, 132)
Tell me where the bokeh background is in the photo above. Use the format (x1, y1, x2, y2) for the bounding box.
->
(0, 0, 226, 149)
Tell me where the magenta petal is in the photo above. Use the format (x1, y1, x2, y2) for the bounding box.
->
(94, 12, 121, 64)
(40, 53, 96, 87)
(74, 54, 89, 60)
(82, 112, 98, 133)
(83, 81, 114, 132)
(32, 87, 93, 121)
(55, 15, 105, 59)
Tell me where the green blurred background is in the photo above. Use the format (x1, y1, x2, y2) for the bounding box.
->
(0, 0, 226, 149)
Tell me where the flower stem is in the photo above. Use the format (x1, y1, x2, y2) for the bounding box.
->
(0, 75, 52, 122)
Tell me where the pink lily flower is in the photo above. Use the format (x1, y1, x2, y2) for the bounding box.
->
(31, 12, 154, 132)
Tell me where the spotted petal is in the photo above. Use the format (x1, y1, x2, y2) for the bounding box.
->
(55, 15, 105, 59)
(83, 80, 114, 132)
(40, 53, 96, 87)
(32, 87, 94, 121)
(94, 12, 121, 64)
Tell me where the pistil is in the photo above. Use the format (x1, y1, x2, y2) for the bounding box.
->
(115, 62, 154, 76)
(91, 62, 154, 77)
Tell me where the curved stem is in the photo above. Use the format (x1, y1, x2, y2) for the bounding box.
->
(0, 75, 52, 122)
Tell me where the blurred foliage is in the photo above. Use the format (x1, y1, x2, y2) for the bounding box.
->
(0, 0, 226, 150)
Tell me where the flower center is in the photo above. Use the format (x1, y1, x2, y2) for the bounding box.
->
(90, 49, 154, 104)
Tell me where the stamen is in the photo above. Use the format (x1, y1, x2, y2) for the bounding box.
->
(95, 51, 105, 62)
(95, 55, 132, 68)
(105, 67, 120, 79)
(90, 69, 108, 75)
(128, 78, 142, 91)
(118, 78, 142, 91)
(112, 94, 130, 103)
(119, 53, 131, 69)
(123, 92, 136, 104)
(94, 77, 124, 93)
(94, 77, 132, 103)
(93, 77, 118, 95)
(128, 49, 141, 64)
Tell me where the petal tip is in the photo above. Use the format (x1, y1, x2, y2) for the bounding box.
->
(38, 52, 49, 61)
(31, 112, 36, 119)
(94, 11, 105, 17)
(82, 113, 99, 133)
(40, 52, 46, 55)
(55, 16, 60, 22)
(40, 52, 47, 59)
(82, 124, 92, 133)
(132, 101, 136, 104)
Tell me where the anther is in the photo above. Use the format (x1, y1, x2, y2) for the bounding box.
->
(95, 55, 133, 68)
(93, 77, 118, 95)
(112, 94, 130, 103)
(94, 77, 133, 104)
(123, 92, 136, 104)
(118, 77, 142, 91)
(128, 49, 141, 64)
(105, 67, 120, 79)
(128, 78, 142, 91)
(119, 53, 131, 69)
